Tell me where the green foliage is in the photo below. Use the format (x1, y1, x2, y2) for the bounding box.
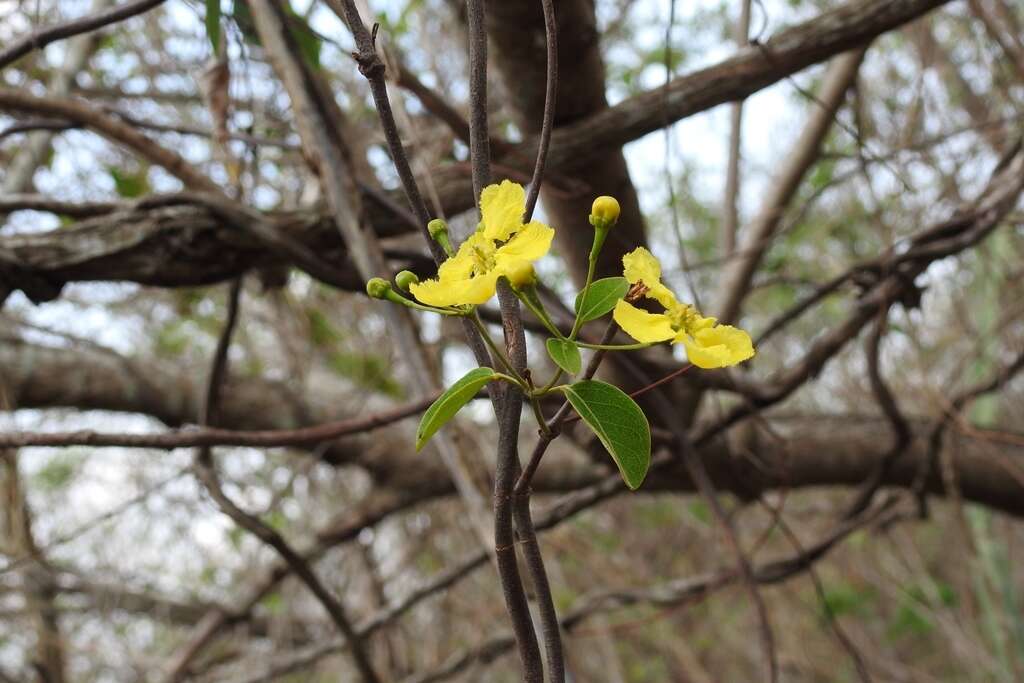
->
(374, 0, 424, 37)
(107, 165, 150, 198)
(154, 322, 189, 357)
(545, 337, 581, 375)
(416, 367, 495, 450)
(306, 308, 342, 347)
(822, 581, 877, 621)
(328, 350, 403, 398)
(34, 455, 79, 491)
(231, 2, 322, 69)
(574, 277, 630, 323)
(560, 380, 650, 490)
(204, 0, 221, 54)
(261, 592, 284, 615)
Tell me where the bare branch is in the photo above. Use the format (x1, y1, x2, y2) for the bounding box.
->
(0, 0, 166, 70)
(0, 89, 220, 193)
(716, 48, 867, 324)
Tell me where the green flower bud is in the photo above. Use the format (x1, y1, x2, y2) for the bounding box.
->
(427, 218, 454, 256)
(394, 270, 419, 292)
(366, 277, 392, 299)
(589, 195, 621, 229)
(427, 218, 448, 240)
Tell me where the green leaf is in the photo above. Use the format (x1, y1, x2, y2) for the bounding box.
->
(545, 337, 581, 375)
(107, 166, 149, 198)
(204, 0, 221, 54)
(286, 9, 322, 69)
(574, 277, 629, 322)
(560, 380, 650, 489)
(417, 367, 494, 451)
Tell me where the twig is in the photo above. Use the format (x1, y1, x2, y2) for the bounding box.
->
(720, 0, 753, 257)
(645, 385, 779, 683)
(399, 499, 898, 683)
(843, 307, 911, 518)
(0, 0, 166, 70)
(459, 0, 544, 678)
(717, 48, 866, 324)
(0, 88, 221, 193)
(522, 0, 558, 219)
(0, 394, 439, 449)
(507, 0, 563, 678)
(187, 279, 381, 683)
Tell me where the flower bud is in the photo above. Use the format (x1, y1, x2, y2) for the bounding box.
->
(505, 261, 536, 289)
(427, 218, 448, 240)
(589, 196, 620, 229)
(427, 218, 454, 256)
(366, 277, 392, 299)
(394, 270, 419, 292)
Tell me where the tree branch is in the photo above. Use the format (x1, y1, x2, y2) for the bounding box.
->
(0, 0, 166, 70)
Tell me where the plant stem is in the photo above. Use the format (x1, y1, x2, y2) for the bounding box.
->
(517, 287, 565, 338)
(568, 255, 599, 340)
(471, 314, 520, 378)
(464, 1, 543, 679)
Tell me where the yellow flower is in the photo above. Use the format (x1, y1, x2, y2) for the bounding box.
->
(612, 247, 755, 369)
(409, 180, 554, 307)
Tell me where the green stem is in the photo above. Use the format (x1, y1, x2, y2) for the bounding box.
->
(384, 291, 465, 316)
(471, 314, 521, 379)
(537, 369, 564, 395)
(568, 255, 598, 340)
(517, 289, 564, 339)
(491, 371, 529, 391)
(527, 394, 552, 436)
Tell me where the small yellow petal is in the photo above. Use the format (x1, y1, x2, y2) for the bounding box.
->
(494, 221, 553, 265)
(612, 300, 675, 344)
(622, 247, 676, 308)
(480, 180, 526, 242)
(437, 235, 483, 281)
(410, 271, 500, 307)
(681, 325, 755, 369)
(622, 247, 663, 286)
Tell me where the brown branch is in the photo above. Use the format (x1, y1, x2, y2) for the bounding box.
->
(188, 280, 381, 683)
(716, 47, 867, 324)
(0, 395, 438, 450)
(1, 0, 963, 303)
(0, 0, 166, 70)
(396, 499, 899, 683)
(0, 89, 220, 193)
(161, 488, 421, 681)
(844, 309, 913, 517)
(461, 0, 543, 676)
(546, 0, 953, 169)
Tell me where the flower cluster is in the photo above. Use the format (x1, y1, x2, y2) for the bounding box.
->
(395, 180, 754, 370)
(370, 180, 758, 490)
(409, 181, 554, 307)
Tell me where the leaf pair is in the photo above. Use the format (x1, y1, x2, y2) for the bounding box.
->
(417, 366, 650, 491)
(544, 276, 629, 376)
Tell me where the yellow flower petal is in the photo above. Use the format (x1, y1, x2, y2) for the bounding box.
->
(437, 233, 485, 281)
(480, 180, 526, 242)
(612, 300, 675, 344)
(622, 247, 662, 286)
(494, 221, 553, 265)
(681, 325, 755, 369)
(622, 247, 676, 308)
(410, 270, 501, 307)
